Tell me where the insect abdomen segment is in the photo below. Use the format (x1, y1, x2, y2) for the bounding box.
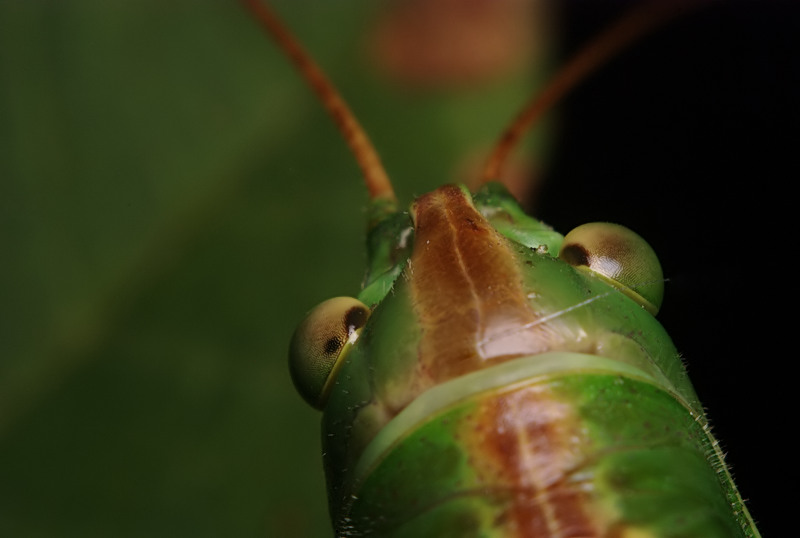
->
(342, 367, 747, 538)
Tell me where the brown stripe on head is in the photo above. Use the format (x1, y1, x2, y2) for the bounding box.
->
(409, 185, 559, 383)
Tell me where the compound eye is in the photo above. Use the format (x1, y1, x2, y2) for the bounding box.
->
(288, 297, 370, 410)
(559, 222, 664, 314)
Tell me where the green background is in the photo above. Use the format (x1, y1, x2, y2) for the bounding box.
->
(0, 1, 546, 536)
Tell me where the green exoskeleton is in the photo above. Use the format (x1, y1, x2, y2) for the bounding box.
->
(243, 1, 762, 536)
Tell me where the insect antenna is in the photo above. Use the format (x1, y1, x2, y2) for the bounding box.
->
(241, 0, 396, 203)
(481, 1, 700, 186)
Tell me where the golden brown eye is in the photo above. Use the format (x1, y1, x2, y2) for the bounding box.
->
(559, 222, 664, 314)
(288, 297, 370, 410)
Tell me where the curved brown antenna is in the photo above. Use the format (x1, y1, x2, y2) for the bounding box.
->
(242, 0, 396, 202)
(481, 1, 699, 185)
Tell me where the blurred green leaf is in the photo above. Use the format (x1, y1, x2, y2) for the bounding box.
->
(0, 1, 545, 536)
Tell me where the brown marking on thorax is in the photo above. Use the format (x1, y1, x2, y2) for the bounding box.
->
(409, 185, 557, 383)
(464, 385, 601, 537)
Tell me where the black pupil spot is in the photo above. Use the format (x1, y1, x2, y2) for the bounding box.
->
(324, 337, 342, 356)
(561, 243, 590, 267)
(344, 307, 368, 332)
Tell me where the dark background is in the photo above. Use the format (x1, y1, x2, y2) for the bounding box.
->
(543, 3, 798, 536)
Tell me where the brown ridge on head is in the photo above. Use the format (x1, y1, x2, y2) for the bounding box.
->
(409, 185, 559, 383)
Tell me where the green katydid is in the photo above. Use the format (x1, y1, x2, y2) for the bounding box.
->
(243, 1, 763, 536)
